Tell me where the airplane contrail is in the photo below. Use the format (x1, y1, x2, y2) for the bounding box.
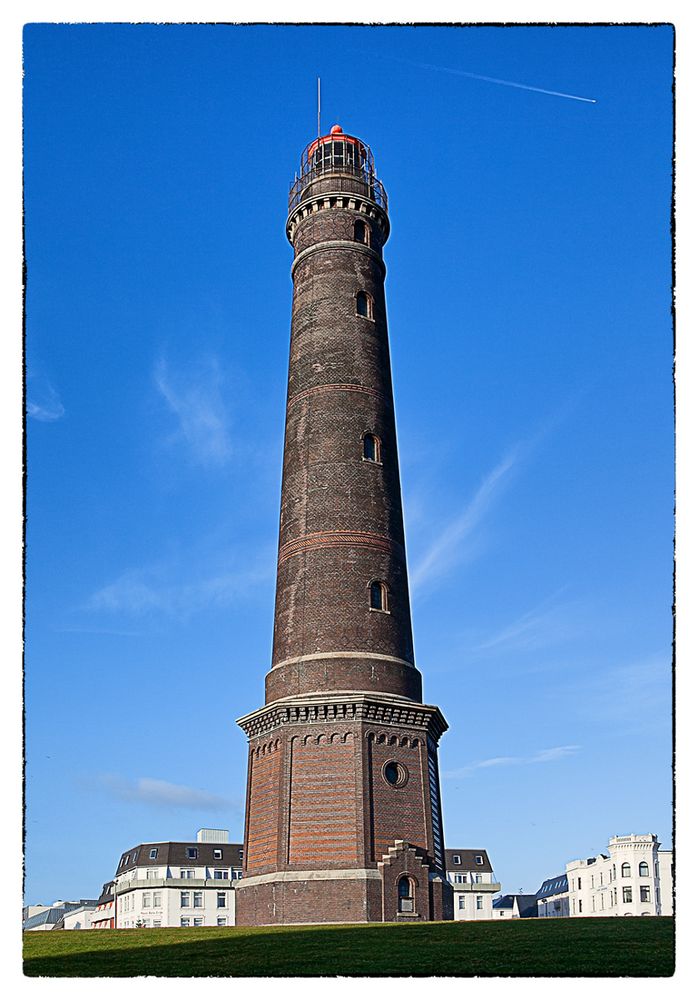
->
(405, 58, 597, 104)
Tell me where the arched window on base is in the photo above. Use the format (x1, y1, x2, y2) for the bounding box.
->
(398, 876, 414, 914)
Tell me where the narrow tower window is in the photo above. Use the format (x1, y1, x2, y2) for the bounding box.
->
(354, 220, 370, 246)
(356, 291, 373, 319)
(362, 433, 381, 463)
(369, 580, 388, 612)
(639, 861, 649, 877)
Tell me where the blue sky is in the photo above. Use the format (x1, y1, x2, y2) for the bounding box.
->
(23, 22, 674, 904)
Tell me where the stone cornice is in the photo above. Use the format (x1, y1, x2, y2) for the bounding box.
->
(236, 690, 449, 742)
(286, 191, 389, 243)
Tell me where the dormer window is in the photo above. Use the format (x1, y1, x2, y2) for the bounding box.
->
(475, 855, 483, 865)
(452, 855, 462, 866)
(187, 847, 198, 860)
(213, 849, 223, 860)
(149, 848, 158, 860)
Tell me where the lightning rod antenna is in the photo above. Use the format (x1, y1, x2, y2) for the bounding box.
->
(317, 77, 321, 137)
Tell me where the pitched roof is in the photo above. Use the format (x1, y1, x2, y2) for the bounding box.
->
(114, 842, 244, 875)
(444, 849, 493, 873)
(536, 874, 569, 899)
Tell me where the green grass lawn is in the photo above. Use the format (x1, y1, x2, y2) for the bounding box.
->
(24, 916, 674, 978)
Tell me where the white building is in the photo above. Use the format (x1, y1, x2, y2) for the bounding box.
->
(444, 849, 501, 920)
(535, 874, 570, 918)
(109, 829, 243, 928)
(566, 834, 673, 918)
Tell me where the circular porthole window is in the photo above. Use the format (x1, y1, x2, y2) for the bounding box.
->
(383, 761, 409, 788)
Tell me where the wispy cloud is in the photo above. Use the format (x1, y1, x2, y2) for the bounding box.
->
(86, 560, 271, 620)
(155, 355, 232, 467)
(394, 56, 597, 103)
(27, 374, 65, 422)
(99, 774, 238, 813)
(566, 654, 671, 729)
(410, 447, 520, 593)
(473, 589, 580, 655)
(444, 745, 581, 780)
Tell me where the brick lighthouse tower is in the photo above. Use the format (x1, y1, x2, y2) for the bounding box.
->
(235, 125, 453, 925)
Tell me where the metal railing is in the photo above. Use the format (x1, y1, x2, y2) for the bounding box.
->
(289, 168, 387, 213)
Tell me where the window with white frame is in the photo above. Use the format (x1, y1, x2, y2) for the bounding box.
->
(476, 896, 483, 910)
(146, 869, 158, 879)
(474, 874, 482, 883)
(153, 892, 162, 907)
(621, 863, 631, 878)
(180, 918, 190, 927)
(623, 887, 633, 903)
(452, 854, 461, 865)
(187, 847, 198, 860)
(217, 891, 227, 908)
(640, 885, 651, 902)
(458, 896, 466, 910)
(475, 855, 483, 865)
(153, 920, 161, 927)
(180, 891, 191, 908)
(149, 848, 158, 860)
(639, 861, 650, 877)
(193, 917, 204, 926)
(213, 869, 228, 880)
(213, 849, 223, 860)
(217, 917, 227, 926)
(142, 893, 151, 908)
(180, 869, 195, 879)
(193, 892, 203, 908)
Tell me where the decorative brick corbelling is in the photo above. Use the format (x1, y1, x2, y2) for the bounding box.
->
(237, 692, 448, 742)
(278, 529, 401, 565)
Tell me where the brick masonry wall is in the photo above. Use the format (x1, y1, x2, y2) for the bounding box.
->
(245, 739, 281, 870)
(288, 733, 359, 866)
(269, 202, 416, 702)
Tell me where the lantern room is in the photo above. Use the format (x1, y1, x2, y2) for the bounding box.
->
(289, 124, 387, 212)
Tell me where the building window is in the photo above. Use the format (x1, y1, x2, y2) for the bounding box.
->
(193, 892, 203, 908)
(621, 863, 631, 878)
(579, 901, 583, 913)
(217, 917, 228, 926)
(153, 892, 162, 907)
(476, 896, 483, 910)
(149, 848, 158, 860)
(370, 580, 388, 612)
(152, 920, 161, 928)
(217, 891, 227, 908)
(474, 874, 482, 883)
(398, 876, 414, 914)
(146, 869, 158, 880)
(356, 290, 374, 320)
(640, 885, 651, 902)
(458, 896, 466, 910)
(213, 869, 228, 880)
(639, 861, 650, 877)
(213, 849, 223, 860)
(180, 891, 191, 908)
(362, 433, 381, 463)
(180, 869, 195, 879)
(452, 855, 461, 866)
(591, 875, 594, 888)
(187, 848, 198, 860)
(180, 918, 190, 927)
(623, 887, 633, 903)
(354, 219, 370, 246)
(142, 893, 151, 908)
(383, 760, 408, 788)
(475, 855, 483, 865)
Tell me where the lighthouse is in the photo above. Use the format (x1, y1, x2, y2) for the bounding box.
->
(235, 125, 453, 925)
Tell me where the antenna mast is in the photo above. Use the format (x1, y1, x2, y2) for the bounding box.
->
(317, 77, 321, 137)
